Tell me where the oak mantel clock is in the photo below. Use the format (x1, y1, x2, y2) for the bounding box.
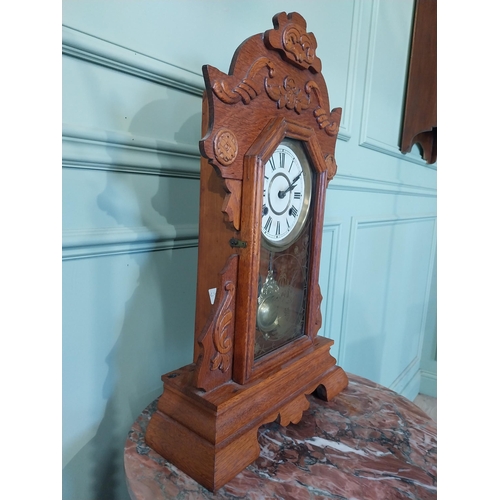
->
(145, 12, 348, 491)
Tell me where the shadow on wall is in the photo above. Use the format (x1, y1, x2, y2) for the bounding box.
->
(63, 98, 201, 499)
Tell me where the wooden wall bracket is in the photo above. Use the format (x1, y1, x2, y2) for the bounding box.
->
(400, 0, 437, 164)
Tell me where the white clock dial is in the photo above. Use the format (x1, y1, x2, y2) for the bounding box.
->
(261, 141, 312, 249)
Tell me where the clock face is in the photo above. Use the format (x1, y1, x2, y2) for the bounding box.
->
(255, 139, 315, 359)
(261, 140, 312, 250)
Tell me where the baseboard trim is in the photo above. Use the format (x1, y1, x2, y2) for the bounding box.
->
(419, 369, 437, 398)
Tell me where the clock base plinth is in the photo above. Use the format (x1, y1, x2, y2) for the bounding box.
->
(145, 336, 348, 492)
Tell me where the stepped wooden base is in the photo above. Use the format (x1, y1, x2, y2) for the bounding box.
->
(145, 336, 348, 491)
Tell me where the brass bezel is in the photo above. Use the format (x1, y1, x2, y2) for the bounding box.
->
(261, 138, 313, 252)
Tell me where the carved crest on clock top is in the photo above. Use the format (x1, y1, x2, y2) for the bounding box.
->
(265, 12, 322, 73)
(200, 12, 341, 229)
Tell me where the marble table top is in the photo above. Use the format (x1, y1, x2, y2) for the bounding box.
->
(124, 373, 437, 499)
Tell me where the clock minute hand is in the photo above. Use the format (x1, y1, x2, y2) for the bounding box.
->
(278, 172, 302, 198)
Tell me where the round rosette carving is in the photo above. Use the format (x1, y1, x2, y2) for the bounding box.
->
(214, 128, 238, 166)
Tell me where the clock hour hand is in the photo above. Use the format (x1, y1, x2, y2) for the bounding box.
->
(278, 172, 302, 199)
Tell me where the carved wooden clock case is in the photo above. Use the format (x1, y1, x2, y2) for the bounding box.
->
(145, 12, 348, 492)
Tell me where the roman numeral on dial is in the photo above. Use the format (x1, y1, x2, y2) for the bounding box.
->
(261, 142, 311, 246)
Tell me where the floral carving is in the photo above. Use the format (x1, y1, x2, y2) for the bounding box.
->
(265, 76, 310, 114)
(211, 282, 235, 373)
(212, 57, 275, 105)
(214, 128, 238, 166)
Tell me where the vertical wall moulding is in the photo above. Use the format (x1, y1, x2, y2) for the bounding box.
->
(358, 0, 379, 152)
(358, 0, 432, 167)
(396, 214, 436, 395)
(418, 249, 436, 397)
(319, 221, 344, 363)
(337, 0, 362, 142)
(337, 216, 359, 369)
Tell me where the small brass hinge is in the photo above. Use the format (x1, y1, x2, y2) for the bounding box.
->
(229, 238, 247, 249)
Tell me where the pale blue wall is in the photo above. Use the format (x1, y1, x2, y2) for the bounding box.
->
(62, 1, 436, 498)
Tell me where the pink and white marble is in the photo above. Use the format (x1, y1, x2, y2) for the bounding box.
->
(124, 373, 436, 499)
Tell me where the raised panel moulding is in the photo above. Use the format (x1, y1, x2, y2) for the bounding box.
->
(339, 215, 437, 387)
(62, 25, 204, 96)
(62, 124, 201, 178)
(62, 224, 199, 260)
(329, 173, 436, 197)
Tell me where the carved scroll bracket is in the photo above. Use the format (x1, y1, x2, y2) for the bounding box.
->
(312, 283, 323, 338)
(305, 81, 341, 136)
(276, 394, 310, 426)
(194, 254, 238, 391)
(210, 281, 235, 373)
(222, 179, 242, 230)
(212, 57, 275, 105)
(324, 154, 337, 182)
